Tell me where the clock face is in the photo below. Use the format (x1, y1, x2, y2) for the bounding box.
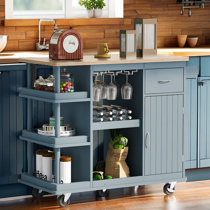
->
(63, 35, 79, 53)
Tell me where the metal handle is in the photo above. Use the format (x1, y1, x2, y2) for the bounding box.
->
(158, 80, 171, 84)
(145, 132, 150, 149)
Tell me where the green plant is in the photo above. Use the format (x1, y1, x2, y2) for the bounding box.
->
(110, 129, 128, 149)
(79, 0, 106, 10)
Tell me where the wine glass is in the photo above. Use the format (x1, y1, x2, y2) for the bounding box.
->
(106, 74, 117, 100)
(93, 75, 103, 102)
(121, 74, 133, 100)
(101, 74, 107, 99)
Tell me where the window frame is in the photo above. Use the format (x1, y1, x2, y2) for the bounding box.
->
(5, 0, 123, 19)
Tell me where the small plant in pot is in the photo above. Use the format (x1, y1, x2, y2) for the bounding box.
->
(79, 0, 106, 18)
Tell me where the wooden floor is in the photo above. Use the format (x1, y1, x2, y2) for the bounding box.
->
(1, 180, 210, 210)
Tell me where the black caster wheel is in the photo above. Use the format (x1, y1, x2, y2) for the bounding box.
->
(97, 189, 109, 197)
(57, 195, 71, 207)
(32, 188, 44, 198)
(163, 183, 175, 195)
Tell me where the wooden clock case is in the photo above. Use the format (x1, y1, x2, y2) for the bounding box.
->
(49, 29, 83, 60)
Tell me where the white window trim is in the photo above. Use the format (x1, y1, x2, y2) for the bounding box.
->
(5, 0, 123, 19)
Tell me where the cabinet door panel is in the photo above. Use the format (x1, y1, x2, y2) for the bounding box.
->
(0, 70, 26, 185)
(185, 79, 197, 169)
(144, 95, 184, 176)
(198, 79, 210, 167)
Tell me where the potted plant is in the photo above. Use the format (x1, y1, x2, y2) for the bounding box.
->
(79, 0, 106, 18)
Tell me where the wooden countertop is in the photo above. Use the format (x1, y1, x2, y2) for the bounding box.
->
(1, 48, 210, 65)
(2, 49, 208, 65)
(158, 47, 210, 57)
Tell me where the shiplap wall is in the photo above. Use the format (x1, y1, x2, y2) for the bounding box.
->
(0, 0, 210, 51)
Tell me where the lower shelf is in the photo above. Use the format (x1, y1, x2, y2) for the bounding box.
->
(19, 173, 91, 194)
(19, 130, 90, 148)
(92, 119, 140, 131)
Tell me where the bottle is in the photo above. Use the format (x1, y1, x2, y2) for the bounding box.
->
(121, 108, 132, 115)
(121, 115, 133, 120)
(93, 116, 104, 122)
(93, 109, 104, 117)
(103, 116, 113, 122)
(112, 115, 123, 121)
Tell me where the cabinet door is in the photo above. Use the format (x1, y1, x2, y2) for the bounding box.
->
(198, 78, 210, 168)
(185, 79, 197, 169)
(144, 95, 184, 176)
(0, 70, 26, 185)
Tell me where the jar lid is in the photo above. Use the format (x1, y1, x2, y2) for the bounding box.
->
(42, 151, 55, 158)
(36, 149, 45, 155)
(60, 155, 71, 162)
(60, 69, 70, 79)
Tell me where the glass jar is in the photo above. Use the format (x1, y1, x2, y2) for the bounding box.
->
(34, 76, 45, 90)
(60, 69, 74, 93)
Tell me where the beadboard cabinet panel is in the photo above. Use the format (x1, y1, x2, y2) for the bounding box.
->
(0, 69, 26, 185)
(144, 95, 184, 176)
(185, 79, 198, 169)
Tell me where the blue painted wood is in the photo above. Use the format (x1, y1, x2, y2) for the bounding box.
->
(144, 95, 184, 176)
(145, 68, 184, 94)
(186, 57, 200, 79)
(185, 79, 198, 169)
(0, 66, 26, 187)
(200, 56, 210, 76)
(198, 77, 210, 168)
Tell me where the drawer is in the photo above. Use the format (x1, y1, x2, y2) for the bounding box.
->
(145, 68, 184, 94)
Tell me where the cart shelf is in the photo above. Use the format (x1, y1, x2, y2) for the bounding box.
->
(19, 130, 90, 148)
(92, 119, 140, 131)
(19, 173, 91, 194)
(19, 88, 90, 103)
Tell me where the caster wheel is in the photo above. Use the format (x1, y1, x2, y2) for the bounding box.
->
(163, 183, 175, 195)
(57, 195, 71, 207)
(32, 188, 44, 198)
(97, 189, 109, 197)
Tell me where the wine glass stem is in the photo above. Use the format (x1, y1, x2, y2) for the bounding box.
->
(126, 74, 128, 83)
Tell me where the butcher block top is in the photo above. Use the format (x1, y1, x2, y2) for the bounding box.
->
(4, 48, 210, 65)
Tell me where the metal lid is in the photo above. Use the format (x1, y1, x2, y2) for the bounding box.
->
(60, 68, 70, 78)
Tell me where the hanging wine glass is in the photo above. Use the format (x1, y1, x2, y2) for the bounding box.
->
(121, 73, 133, 100)
(93, 75, 103, 102)
(106, 74, 117, 100)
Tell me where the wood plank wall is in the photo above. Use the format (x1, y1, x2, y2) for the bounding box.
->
(0, 0, 210, 51)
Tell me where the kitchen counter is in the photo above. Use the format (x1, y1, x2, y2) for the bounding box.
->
(2, 48, 210, 65)
(0, 50, 188, 65)
(158, 47, 210, 57)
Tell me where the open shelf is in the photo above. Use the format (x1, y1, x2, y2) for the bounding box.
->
(92, 119, 140, 131)
(19, 173, 91, 194)
(19, 88, 90, 103)
(19, 130, 90, 148)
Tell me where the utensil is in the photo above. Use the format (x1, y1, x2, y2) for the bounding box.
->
(0, 35, 7, 53)
(121, 74, 133, 100)
(93, 75, 103, 102)
(106, 75, 117, 100)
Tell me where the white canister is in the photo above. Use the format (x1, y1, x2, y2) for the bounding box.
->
(60, 156, 71, 184)
(42, 152, 54, 182)
(36, 150, 43, 177)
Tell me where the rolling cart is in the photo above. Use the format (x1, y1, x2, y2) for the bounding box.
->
(18, 60, 186, 207)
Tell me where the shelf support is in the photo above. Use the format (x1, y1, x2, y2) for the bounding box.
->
(27, 64, 32, 175)
(53, 66, 61, 183)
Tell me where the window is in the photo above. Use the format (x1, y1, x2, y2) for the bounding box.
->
(5, 0, 123, 19)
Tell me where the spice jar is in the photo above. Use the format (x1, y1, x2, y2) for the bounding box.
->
(60, 69, 74, 93)
(60, 156, 71, 184)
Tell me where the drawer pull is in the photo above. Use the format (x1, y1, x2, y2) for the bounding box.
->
(158, 80, 171, 84)
(145, 132, 150, 149)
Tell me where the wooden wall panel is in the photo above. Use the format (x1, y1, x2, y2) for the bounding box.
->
(1, 0, 210, 51)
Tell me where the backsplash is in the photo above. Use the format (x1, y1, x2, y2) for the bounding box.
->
(1, 0, 210, 51)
